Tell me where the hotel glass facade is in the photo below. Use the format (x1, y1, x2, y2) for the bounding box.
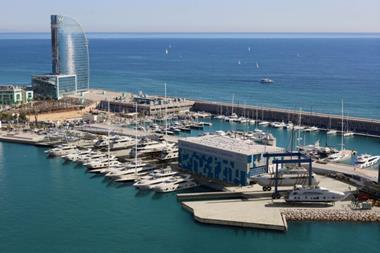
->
(32, 74, 76, 99)
(51, 15, 89, 91)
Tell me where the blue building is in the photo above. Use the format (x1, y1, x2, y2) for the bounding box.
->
(178, 135, 282, 186)
(32, 15, 89, 99)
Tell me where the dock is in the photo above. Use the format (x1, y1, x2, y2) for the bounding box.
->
(0, 131, 49, 146)
(179, 175, 380, 231)
(78, 123, 180, 143)
(182, 198, 288, 231)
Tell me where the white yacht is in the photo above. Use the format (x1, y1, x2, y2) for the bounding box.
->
(85, 159, 121, 169)
(152, 175, 198, 193)
(327, 149, 352, 162)
(225, 113, 239, 123)
(249, 119, 256, 125)
(214, 115, 225, 120)
(343, 131, 354, 137)
(46, 144, 77, 157)
(133, 170, 179, 190)
(258, 121, 270, 126)
(326, 129, 337, 135)
(260, 78, 273, 84)
(304, 126, 319, 132)
(159, 144, 178, 161)
(293, 125, 305, 131)
(63, 149, 92, 162)
(286, 185, 345, 203)
(113, 166, 156, 182)
(251, 171, 319, 191)
(286, 122, 294, 129)
(354, 154, 380, 168)
(215, 130, 227, 136)
(129, 140, 168, 157)
(78, 152, 113, 164)
(271, 121, 286, 128)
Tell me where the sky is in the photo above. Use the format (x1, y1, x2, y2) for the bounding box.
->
(0, 0, 379, 33)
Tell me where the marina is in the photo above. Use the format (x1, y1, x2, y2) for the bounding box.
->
(1, 1, 380, 252)
(1, 103, 380, 232)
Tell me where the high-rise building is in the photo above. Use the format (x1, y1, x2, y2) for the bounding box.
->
(32, 15, 89, 99)
(51, 15, 89, 91)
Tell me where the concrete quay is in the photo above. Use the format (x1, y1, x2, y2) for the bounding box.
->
(192, 100, 380, 136)
(0, 131, 49, 146)
(78, 123, 180, 143)
(180, 175, 368, 231)
(182, 198, 288, 231)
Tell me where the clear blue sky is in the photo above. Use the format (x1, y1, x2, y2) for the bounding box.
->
(1, 0, 379, 33)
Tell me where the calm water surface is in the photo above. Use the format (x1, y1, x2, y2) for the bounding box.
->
(0, 33, 379, 118)
(0, 142, 380, 253)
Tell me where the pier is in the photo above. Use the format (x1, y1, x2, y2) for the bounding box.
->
(192, 100, 380, 136)
(180, 175, 380, 231)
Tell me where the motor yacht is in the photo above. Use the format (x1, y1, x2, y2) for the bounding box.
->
(159, 144, 178, 161)
(63, 149, 92, 162)
(46, 144, 77, 157)
(326, 129, 337, 135)
(85, 159, 121, 169)
(327, 150, 353, 162)
(286, 185, 345, 203)
(304, 126, 319, 132)
(271, 121, 286, 128)
(152, 175, 198, 192)
(343, 131, 354, 137)
(260, 78, 273, 84)
(354, 154, 380, 168)
(251, 171, 319, 191)
(113, 166, 156, 182)
(133, 170, 179, 190)
(258, 121, 270, 126)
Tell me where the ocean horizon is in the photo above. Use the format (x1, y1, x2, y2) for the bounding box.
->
(0, 33, 379, 119)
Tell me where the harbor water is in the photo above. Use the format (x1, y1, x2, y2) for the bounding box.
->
(1, 142, 380, 253)
(0, 33, 380, 252)
(175, 118, 380, 156)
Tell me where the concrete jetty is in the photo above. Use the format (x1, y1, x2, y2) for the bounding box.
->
(192, 100, 380, 136)
(182, 198, 288, 231)
(179, 175, 380, 231)
(78, 123, 180, 143)
(0, 131, 49, 146)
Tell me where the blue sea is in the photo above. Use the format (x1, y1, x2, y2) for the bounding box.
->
(0, 33, 380, 252)
(0, 33, 379, 118)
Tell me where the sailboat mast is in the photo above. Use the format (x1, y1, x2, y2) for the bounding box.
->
(135, 102, 138, 176)
(165, 82, 167, 137)
(231, 94, 234, 115)
(107, 100, 110, 170)
(341, 99, 344, 151)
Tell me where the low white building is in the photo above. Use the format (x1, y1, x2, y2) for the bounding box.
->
(178, 135, 283, 186)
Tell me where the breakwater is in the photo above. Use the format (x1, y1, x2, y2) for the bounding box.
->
(282, 208, 380, 222)
(191, 101, 380, 136)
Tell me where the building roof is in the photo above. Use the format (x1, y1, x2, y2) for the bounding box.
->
(180, 135, 283, 156)
(0, 84, 30, 91)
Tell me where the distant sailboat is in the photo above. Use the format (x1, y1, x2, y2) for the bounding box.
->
(238, 60, 241, 65)
(165, 49, 169, 55)
(256, 62, 260, 69)
(248, 47, 251, 52)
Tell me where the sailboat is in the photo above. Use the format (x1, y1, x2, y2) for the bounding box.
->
(343, 113, 354, 137)
(326, 117, 337, 135)
(327, 100, 353, 162)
